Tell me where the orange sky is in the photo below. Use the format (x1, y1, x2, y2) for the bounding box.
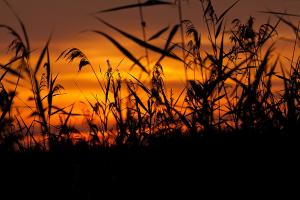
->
(1, 0, 300, 130)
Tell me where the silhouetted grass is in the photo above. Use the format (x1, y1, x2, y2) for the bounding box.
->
(0, 0, 299, 198)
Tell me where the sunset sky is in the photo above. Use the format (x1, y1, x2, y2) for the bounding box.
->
(1, 0, 300, 127)
(1, 0, 299, 68)
(1, 0, 299, 40)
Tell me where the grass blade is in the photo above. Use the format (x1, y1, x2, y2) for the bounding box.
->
(34, 37, 51, 75)
(99, 0, 172, 13)
(95, 18, 182, 61)
(93, 30, 149, 74)
(148, 26, 169, 41)
(217, 0, 239, 23)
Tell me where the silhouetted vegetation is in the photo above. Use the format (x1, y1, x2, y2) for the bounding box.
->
(0, 0, 299, 199)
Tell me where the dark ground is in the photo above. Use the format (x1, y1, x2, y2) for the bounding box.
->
(0, 130, 299, 199)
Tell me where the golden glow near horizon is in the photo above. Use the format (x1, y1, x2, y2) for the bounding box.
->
(1, 0, 300, 131)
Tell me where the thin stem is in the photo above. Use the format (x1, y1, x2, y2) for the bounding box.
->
(138, 0, 150, 68)
(178, 0, 187, 82)
(290, 21, 300, 76)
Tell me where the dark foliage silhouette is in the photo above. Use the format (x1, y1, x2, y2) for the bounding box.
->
(0, 0, 299, 199)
